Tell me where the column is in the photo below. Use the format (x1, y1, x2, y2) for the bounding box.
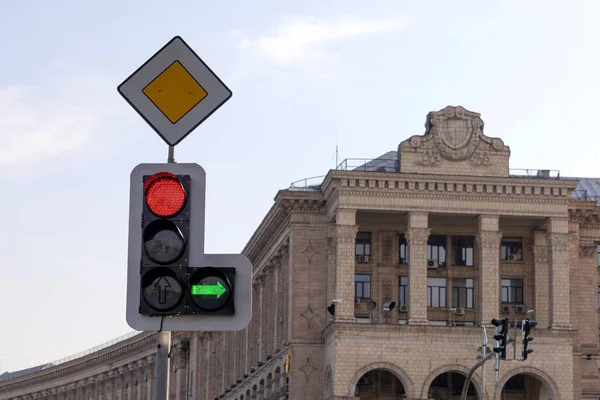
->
(533, 230, 550, 328)
(273, 259, 281, 352)
(406, 212, 430, 325)
(548, 217, 572, 329)
(477, 215, 502, 326)
(258, 276, 265, 362)
(334, 209, 358, 321)
(145, 358, 154, 400)
(106, 371, 116, 400)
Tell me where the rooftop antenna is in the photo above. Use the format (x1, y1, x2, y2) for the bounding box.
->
(335, 127, 339, 168)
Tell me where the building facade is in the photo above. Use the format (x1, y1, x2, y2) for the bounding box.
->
(2, 105, 600, 399)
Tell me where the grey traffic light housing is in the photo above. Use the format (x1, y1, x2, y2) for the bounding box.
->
(521, 318, 537, 360)
(126, 163, 252, 332)
(492, 317, 508, 360)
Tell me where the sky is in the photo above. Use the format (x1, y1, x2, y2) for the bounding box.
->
(0, 0, 599, 373)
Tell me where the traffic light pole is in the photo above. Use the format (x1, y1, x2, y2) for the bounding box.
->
(154, 149, 176, 400)
(460, 337, 513, 400)
(155, 329, 171, 400)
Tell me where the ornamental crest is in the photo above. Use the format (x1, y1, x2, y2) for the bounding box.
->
(406, 105, 506, 167)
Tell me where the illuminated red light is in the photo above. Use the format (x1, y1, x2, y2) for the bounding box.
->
(144, 172, 186, 217)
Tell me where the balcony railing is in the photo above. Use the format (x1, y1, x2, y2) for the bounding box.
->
(572, 190, 600, 203)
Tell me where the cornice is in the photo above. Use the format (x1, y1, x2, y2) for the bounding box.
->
(338, 189, 571, 205)
(0, 333, 155, 392)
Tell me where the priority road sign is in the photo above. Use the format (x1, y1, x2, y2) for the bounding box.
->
(117, 36, 232, 146)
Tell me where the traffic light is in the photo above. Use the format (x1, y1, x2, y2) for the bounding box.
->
(137, 169, 235, 316)
(139, 171, 190, 316)
(127, 163, 252, 332)
(521, 318, 537, 360)
(491, 317, 509, 360)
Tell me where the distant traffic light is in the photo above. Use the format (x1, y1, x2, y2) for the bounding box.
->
(491, 317, 509, 360)
(521, 318, 537, 360)
(139, 172, 190, 316)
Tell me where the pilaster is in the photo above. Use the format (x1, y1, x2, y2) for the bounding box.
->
(533, 230, 550, 328)
(334, 209, 358, 321)
(548, 217, 572, 330)
(406, 212, 430, 325)
(477, 215, 501, 327)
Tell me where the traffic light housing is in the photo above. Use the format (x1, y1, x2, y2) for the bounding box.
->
(126, 163, 252, 332)
(492, 317, 509, 360)
(137, 170, 235, 316)
(521, 318, 537, 360)
(139, 172, 190, 316)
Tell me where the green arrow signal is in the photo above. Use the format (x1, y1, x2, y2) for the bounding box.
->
(190, 281, 227, 299)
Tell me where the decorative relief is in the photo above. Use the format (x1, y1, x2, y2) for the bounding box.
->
(300, 304, 319, 329)
(299, 358, 317, 383)
(476, 231, 502, 248)
(549, 233, 571, 250)
(405, 228, 430, 246)
(533, 246, 548, 263)
(381, 234, 394, 263)
(579, 245, 596, 258)
(301, 240, 318, 262)
(335, 225, 358, 243)
(405, 105, 508, 167)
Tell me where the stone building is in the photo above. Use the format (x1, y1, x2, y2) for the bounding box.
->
(1, 105, 600, 399)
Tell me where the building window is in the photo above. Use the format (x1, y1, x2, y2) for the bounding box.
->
(597, 245, 600, 267)
(501, 238, 522, 261)
(501, 279, 523, 303)
(452, 278, 474, 309)
(452, 236, 474, 266)
(399, 234, 408, 264)
(598, 286, 600, 309)
(399, 276, 409, 305)
(355, 232, 371, 263)
(427, 277, 447, 308)
(427, 235, 446, 267)
(355, 274, 371, 298)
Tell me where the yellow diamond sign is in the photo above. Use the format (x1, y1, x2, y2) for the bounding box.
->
(117, 36, 232, 146)
(143, 61, 208, 124)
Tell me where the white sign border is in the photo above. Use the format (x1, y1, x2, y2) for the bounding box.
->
(118, 36, 232, 146)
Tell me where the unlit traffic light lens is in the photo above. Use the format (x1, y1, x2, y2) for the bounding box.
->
(189, 268, 232, 311)
(141, 267, 184, 312)
(143, 220, 186, 264)
(144, 172, 186, 217)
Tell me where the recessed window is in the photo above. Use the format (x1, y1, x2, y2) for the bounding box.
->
(399, 276, 409, 305)
(427, 235, 447, 267)
(452, 278, 474, 309)
(399, 234, 408, 264)
(427, 277, 447, 308)
(501, 238, 523, 261)
(598, 286, 600, 309)
(355, 274, 371, 299)
(355, 232, 371, 259)
(452, 236, 474, 266)
(597, 245, 600, 267)
(501, 279, 523, 303)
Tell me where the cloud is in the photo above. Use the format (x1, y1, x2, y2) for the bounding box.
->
(238, 15, 403, 72)
(0, 72, 121, 173)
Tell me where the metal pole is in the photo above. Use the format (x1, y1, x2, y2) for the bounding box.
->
(513, 316, 517, 360)
(460, 338, 513, 400)
(168, 146, 175, 163)
(154, 330, 171, 400)
(481, 326, 488, 399)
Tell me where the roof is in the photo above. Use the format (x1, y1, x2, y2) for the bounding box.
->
(0, 364, 53, 382)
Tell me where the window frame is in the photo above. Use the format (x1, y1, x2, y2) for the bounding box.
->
(451, 236, 474, 267)
(452, 278, 474, 309)
(355, 274, 371, 299)
(399, 234, 408, 265)
(427, 235, 447, 268)
(501, 238, 523, 261)
(399, 276, 409, 306)
(427, 277, 447, 308)
(501, 278, 524, 303)
(355, 232, 372, 258)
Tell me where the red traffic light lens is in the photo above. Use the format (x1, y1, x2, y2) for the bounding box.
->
(144, 172, 186, 217)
